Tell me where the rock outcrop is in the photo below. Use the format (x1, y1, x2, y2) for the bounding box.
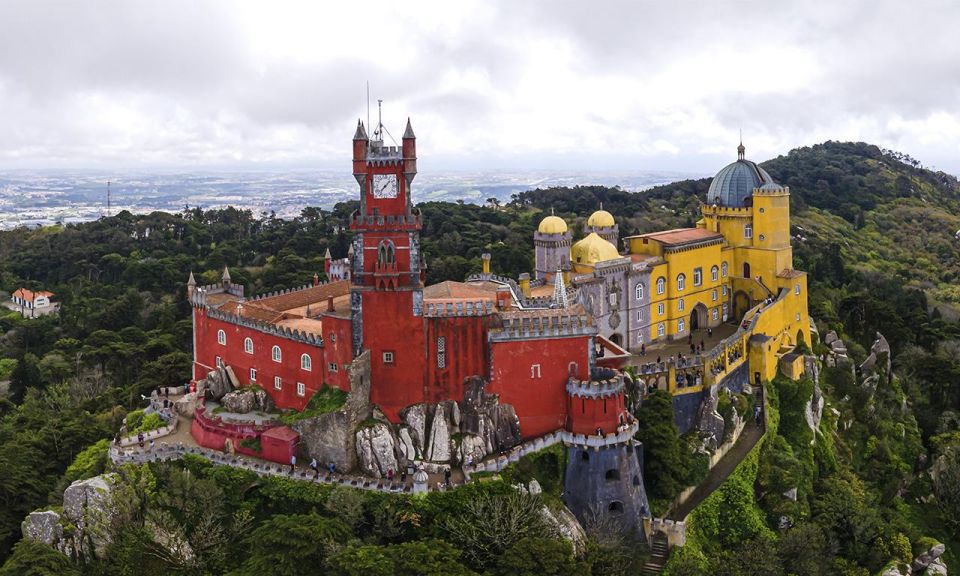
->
(198, 367, 233, 401)
(696, 391, 725, 450)
(174, 391, 200, 417)
(356, 422, 400, 478)
(22, 474, 117, 560)
(426, 402, 453, 462)
(541, 504, 588, 556)
(860, 332, 892, 385)
(804, 376, 824, 437)
(400, 403, 428, 455)
(397, 427, 418, 462)
(459, 376, 521, 454)
(294, 351, 371, 472)
(221, 389, 255, 414)
(912, 541, 946, 573)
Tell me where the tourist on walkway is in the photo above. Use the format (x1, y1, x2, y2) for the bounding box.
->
(444, 468, 451, 488)
(137, 432, 145, 449)
(707, 327, 713, 338)
(640, 343, 646, 356)
(309, 458, 318, 478)
(387, 468, 394, 482)
(406, 461, 414, 481)
(328, 461, 336, 474)
(289, 454, 297, 474)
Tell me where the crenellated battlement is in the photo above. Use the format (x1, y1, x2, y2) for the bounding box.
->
(490, 313, 595, 341)
(566, 374, 625, 398)
(424, 300, 495, 317)
(205, 307, 324, 347)
(190, 281, 244, 307)
(350, 210, 422, 229)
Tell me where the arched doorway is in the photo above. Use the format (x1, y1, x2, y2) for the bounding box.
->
(733, 291, 751, 322)
(690, 303, 708, 331)
(796, 329, 806, 349)
(610, 333, 623, 347)
(743, 262, 751, 278)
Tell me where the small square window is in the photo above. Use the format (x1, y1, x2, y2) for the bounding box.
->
(215, 356, 222, 368)
(250, 368, 257, 382)
(795, 284, 801, 295)
(328, 362, 338, 373)
(383, 351, 395, 364)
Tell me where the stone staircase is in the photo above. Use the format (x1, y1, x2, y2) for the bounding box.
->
(640, 533, 670, 575)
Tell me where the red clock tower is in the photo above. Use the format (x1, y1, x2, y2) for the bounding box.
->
(350, 116, 427, 419)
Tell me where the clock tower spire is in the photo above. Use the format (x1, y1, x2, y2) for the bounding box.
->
(349, 113, 427, 419)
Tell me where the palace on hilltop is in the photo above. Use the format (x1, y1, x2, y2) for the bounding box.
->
(186, 117, 811, 536)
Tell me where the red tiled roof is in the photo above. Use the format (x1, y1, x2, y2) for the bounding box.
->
(254, 280, 351, 313)
(423, 280, 499, 300)
(12, 288, 53, 302)
(629, 228, 722, 246)
(219, 301, 283, 323)
(776, 269, 806, 279)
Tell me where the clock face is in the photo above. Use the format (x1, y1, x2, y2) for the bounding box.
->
(372, 174, 398, 199)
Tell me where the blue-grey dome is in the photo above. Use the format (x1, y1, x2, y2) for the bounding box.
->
(706, 159, 780, 207)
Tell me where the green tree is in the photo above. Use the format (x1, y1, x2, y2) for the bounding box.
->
(494, 536, 582, 576)
(232, 514, 349, 576)
(8, 353, 43, 403)
(635, 390, 690, 506)
(0, 539, 80, 576)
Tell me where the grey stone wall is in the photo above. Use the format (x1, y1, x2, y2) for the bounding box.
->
(563, 442, 650, 539)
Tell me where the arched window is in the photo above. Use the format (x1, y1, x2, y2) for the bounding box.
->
(244, 337, 253, 354)
(635, 283, 644, 301)
(657, 323, 665, 337)
(678, 318, 686, 333)
(677, 273, 686, 292)
(272, 345, 281, 362)
(217, 330, 226, 345)
(581, 451, 590, 461)
(721, 261, 728, 277)
(605, 469, 621, 481)
(678, 298, 685, 312)
(633, 475, 641, 486)
(377, 240, 396, 266)
(608, 501, 624, 514)
(711, 265, 719, 282)
(656, 277, 665, 295)
(301, 354, 312, 371)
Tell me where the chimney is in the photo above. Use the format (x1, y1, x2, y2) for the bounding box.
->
(327, 296, 335, 312)
(481, 253, 491, 275)
(496, 286, 513, 311)
(518, 273, 532, 298)
(313, 272, 320, 287)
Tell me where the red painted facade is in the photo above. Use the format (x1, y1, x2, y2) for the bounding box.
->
(424, 315, 492, 405)
(566, 393, 628, 436)
(488, 335, 590, 439)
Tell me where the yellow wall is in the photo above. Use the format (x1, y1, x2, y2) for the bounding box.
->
(645, 244, 730, 342)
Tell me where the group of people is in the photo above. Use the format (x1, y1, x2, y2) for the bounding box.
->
(675, 369, 703, 389)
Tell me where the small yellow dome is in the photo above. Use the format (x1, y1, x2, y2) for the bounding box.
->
(571, 232, 619, 267)
(538, 215, 568, 234)
(587, 209, 615, 228)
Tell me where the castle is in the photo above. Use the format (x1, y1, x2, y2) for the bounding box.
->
(186, 118, 809, 535)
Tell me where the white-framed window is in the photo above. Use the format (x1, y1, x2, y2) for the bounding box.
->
(721, 262, 728, 277)
(657, 302, 665, 316)
(712, 308, 719, 321)
(531, 364, 541, 378)
(711, 265, 719, 282)
(635, 284, 644, 300)
(722, 303, 728, 319)
(296, 382, 305, 397)
(250, 368, 257, 382)
(657, 323, 665, 337)
(677, 273, 686, 292)
(636, 310, 642, 322)
(328, 362, 338, 373)
(722, 286, 728, 296)
(678, 298, 685, 312)
(693, 268, 702, 286)
(217, 330, 226, 345)
(301, 353, 312, 371)
(272, 345, 281, 362)
(383, 351, 395, 364)
(215, 356, 222, 368)
(274, 376, 282, 391)
(712, 289, 718, 301)
(744, 224, 753, 239)
(795, 284, 801, 295)
(437, 337, 447, 369)
(244, 337, 253, 354)
(678, 318, 686, 333)
(796, 313, 801, 321)
(608, 292, 617, 306)
(656, 277, 665, 295)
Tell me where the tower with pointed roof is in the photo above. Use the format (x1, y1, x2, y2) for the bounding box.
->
(349, 114, 427, 419)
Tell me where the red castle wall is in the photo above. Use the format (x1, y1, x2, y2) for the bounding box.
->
(424, 315, 492, 405)
(488, 335, 590, 439)
(362, 290, 427, 420)
(193, 309, 333, 411)
(566, 393, 628, 436)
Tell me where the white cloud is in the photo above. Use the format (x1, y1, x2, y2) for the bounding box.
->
(0, 0, 958, 172)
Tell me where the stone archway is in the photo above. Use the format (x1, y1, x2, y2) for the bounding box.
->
(690, 303, 708, 331)
(733, 291, 751, 322)
(743, 262, 751, 278)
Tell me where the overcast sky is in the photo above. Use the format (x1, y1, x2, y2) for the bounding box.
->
(1, 0, 958, 173)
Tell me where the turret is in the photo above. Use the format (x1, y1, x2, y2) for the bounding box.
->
(353, 120, 368, 187)
(222, 266, 231, 287)
(481, 252, 491, 276)
(402, 117, 417, 193)
(324, 247, 333, 277)
(187, 271, 196, 299)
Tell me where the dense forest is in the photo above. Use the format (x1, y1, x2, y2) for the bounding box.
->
(0, 141, 958, 575)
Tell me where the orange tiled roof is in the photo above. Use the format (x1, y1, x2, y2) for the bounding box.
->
(629, 228, 722, 246)
(219, 301, 284, 323)
(12, 288, 53, 302)
(423, 280, 498, 301)
(253, 280, 351, 313)
(777, 269, 806, 279)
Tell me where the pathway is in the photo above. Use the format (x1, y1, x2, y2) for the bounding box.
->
(667, 418, 763, 521)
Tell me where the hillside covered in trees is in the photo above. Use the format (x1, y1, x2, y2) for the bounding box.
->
(0, 141, 958, 575)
